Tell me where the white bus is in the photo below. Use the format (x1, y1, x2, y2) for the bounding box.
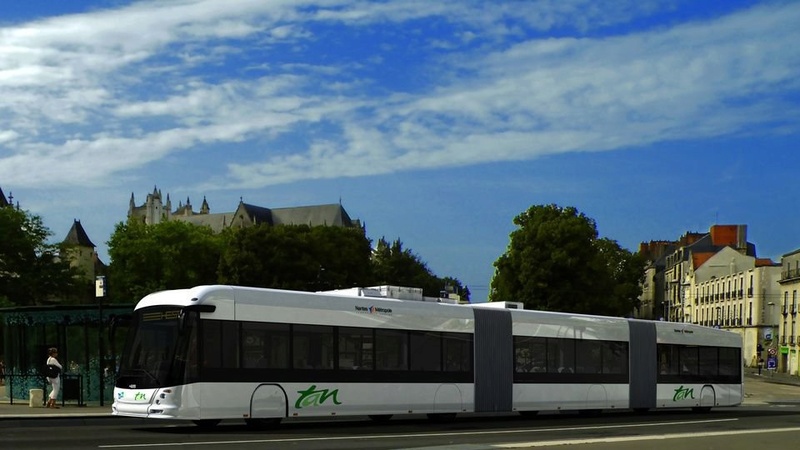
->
(112, 285, 743, 427)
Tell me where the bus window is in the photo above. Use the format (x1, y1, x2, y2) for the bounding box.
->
(442, 332, 472, 372)
(410, 331, 441, 371)
(679, 346, 699, 375)
(293, 325, 334, 370)
(514, 336, 546, 373)
(339, 327, 374, 370)
(547, 339, 575, 374)
(658, 345, 679, 375)
(202, 320, 239, 369)
(602, 342, 628, 375)
(576, 340, 602, 374)
(241, 322, 289, 369)
(719, 347, 741, 378)
(699, 347, 718, 376)
(376, 329, 408, 371)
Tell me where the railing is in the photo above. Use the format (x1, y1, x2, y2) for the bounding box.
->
(781, 269, 800, 280)
(0, 373, 85, 406)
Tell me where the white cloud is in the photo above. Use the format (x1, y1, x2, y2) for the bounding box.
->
(0, 0, 798, 192)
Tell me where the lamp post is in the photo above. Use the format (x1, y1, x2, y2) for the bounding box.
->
(96, 277, 106, 407)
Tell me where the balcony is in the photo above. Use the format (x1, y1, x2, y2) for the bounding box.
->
(781, 268, 800, 282)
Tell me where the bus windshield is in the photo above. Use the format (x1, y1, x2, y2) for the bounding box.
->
(116, 306, 198, 389)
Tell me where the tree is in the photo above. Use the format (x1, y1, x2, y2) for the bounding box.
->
(0, 206, 80, 306)
(107, 220, 223, 302)
(371, 238, 470, 301)
(489, 204, 642, 316)
(217, 224, 373, 291)
(594, 237, 647, 316)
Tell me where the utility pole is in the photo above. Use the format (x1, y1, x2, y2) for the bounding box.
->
(96, 276, 106, 407)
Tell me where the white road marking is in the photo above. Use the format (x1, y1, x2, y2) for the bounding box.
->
(97, 418, 737, 448)
(495, 426, 800, 448)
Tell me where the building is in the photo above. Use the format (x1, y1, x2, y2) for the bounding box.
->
(662, 225, 755, 322)
(61, 219, 106, 284)
(128, 187, 363, 232)
(637, 240, 675, 319)
(640, 224, 781, 368)
(0, 186, 8, 208)
(686, 247, 780, 367)
(778, 249, 800, 375)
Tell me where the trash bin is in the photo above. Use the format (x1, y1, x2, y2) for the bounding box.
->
(29, 389, 43, 408)
(62, 374, 84, 406)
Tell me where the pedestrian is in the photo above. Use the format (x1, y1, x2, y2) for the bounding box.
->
(46, 347, 62, 408)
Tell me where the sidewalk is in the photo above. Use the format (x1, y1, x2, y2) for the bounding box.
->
(1, 370, 799, 422)
(0, 400, 111, 419)
(744, 367, 800, 387)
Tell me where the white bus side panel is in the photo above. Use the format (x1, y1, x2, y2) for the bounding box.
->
(512, 384, 629, 411)
(656, 383, 742, 408)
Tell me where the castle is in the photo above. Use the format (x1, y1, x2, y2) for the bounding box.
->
(128, 187, 363, 232)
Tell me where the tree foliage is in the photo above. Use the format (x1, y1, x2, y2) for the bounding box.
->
(217, 225, 373, 291)
(0, 206, 80, 306)
(108, 219, 468, 303)
(107, 220, 223, 302)
(372, 238, 470, 301)
(489, 204, 643, 316)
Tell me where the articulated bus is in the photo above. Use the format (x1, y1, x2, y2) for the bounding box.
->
(112, 285, 743, 427)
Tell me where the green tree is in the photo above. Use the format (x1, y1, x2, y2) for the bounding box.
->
(371, 238, 470, 301)
(107, 220, 223, 302)
(217, 224, 373, 291)
(0, 206, 79, 306)
(594, 237, 646, 316)
(489, 204, 642, 316)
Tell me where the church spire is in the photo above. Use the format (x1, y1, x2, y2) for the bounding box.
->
(0, 186, 8, 208)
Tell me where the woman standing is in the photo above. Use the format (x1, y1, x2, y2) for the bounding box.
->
(46, 347, 62, 408)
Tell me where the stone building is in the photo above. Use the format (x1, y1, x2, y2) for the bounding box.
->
(61, 219, 106, 284)
(128, 186, 363, 232)
(778, 249, 800, 374)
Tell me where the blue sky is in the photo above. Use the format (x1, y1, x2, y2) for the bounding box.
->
(1, 0, 799, 301)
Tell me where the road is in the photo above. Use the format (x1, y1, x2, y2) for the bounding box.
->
(3, 375, 799, 449)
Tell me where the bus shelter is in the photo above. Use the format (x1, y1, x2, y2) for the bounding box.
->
(0, 304, 132, 405)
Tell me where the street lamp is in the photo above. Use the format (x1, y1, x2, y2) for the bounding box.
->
(96, 277, 106, 407)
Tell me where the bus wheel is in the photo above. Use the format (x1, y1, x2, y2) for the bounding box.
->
(692, 406, 712, 413)
(368, 414, 393, 422)
(193, 419, 221, 428)
(519, 411, 539, 418)
(427, 413, 457, 422)
(245, 418, 281, 429)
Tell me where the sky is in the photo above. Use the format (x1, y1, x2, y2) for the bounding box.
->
(1, 0, 799, 302)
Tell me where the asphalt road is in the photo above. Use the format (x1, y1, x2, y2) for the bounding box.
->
(3, 405, 800, 450)
(3, 374, 800, 450)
